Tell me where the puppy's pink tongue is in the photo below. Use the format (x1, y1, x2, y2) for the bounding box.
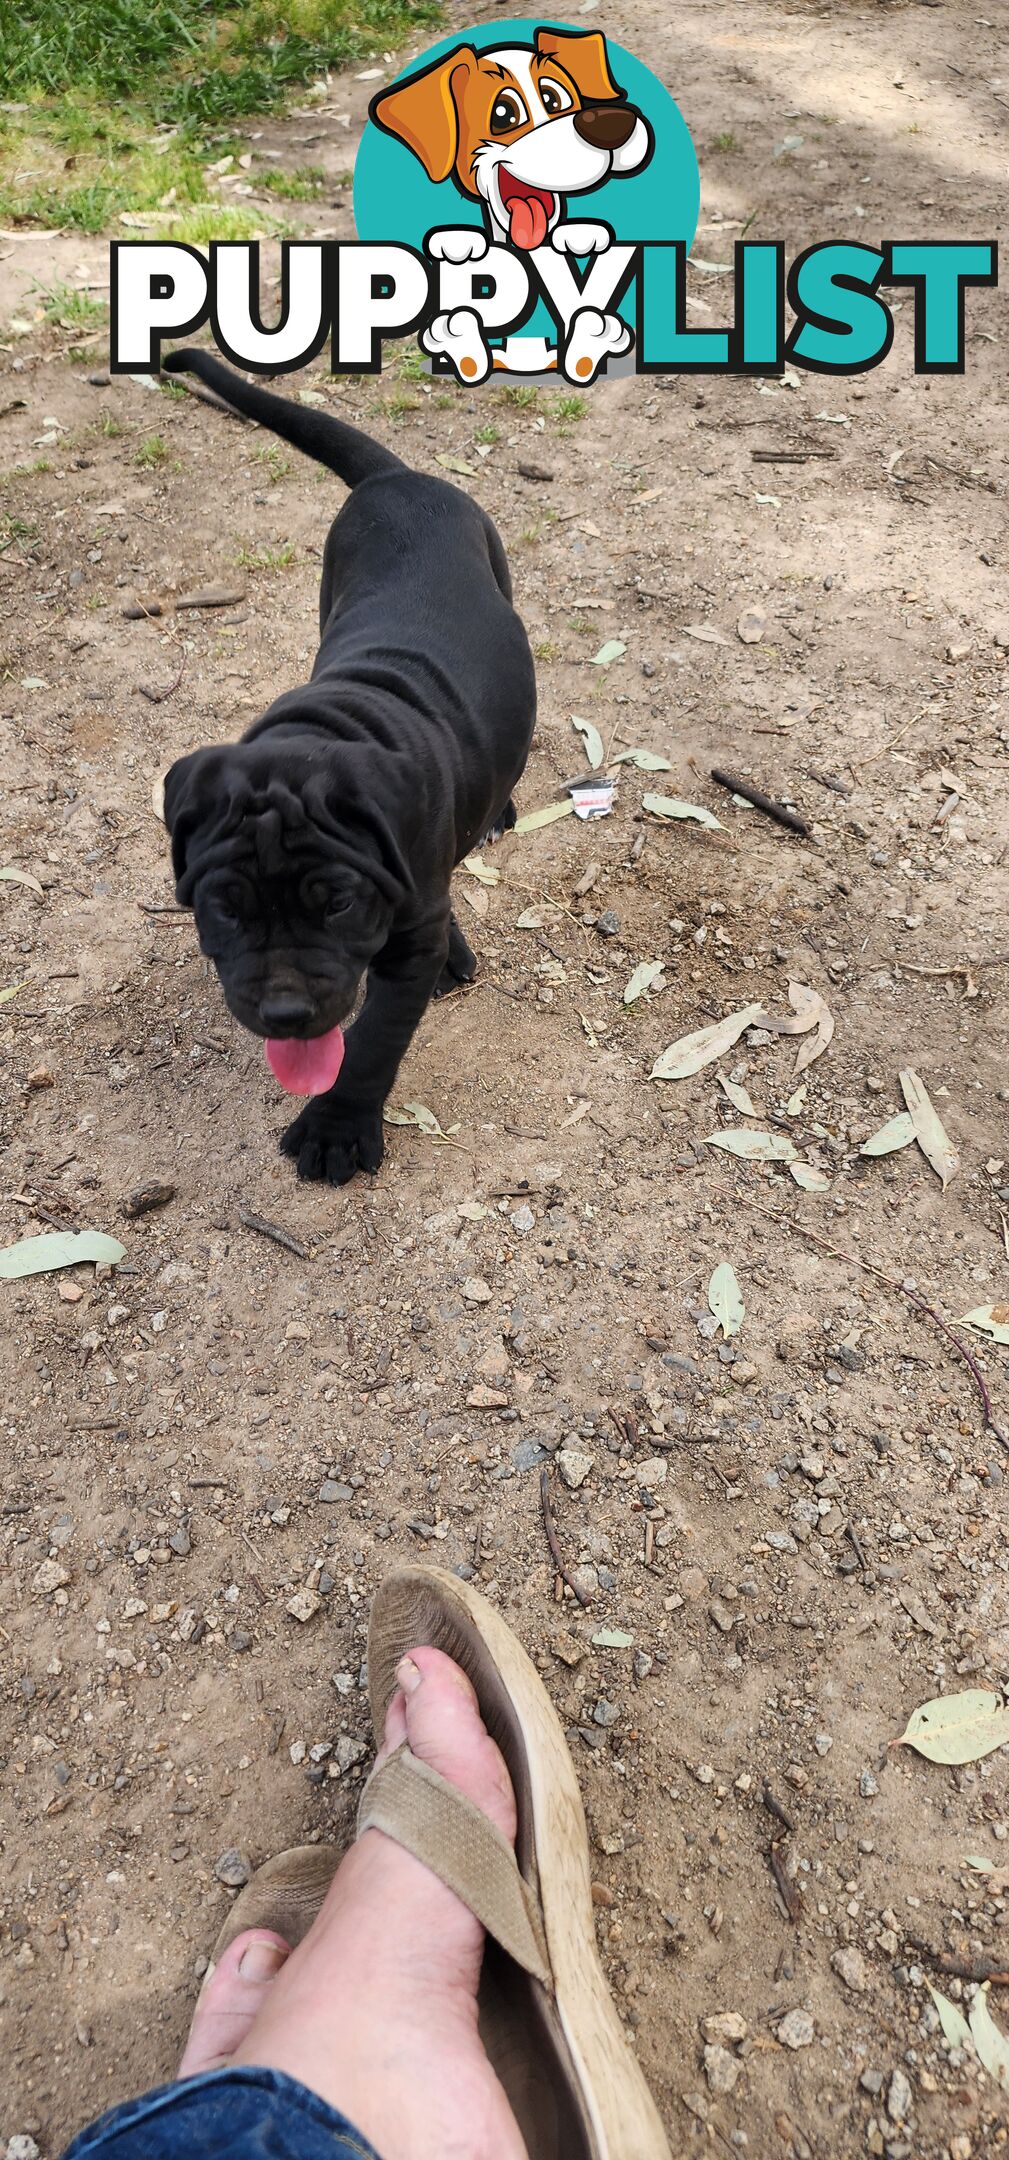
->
(508, 195, 549, 250)
(266, 1026, 345, 1097)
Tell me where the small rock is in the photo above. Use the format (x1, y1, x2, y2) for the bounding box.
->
(32, 1559, 70, 1596)
(709, 1600, 735, 1635)
(58, 1281, 84, 1304)
(286, 1588, 323, 1624)
(595, 909, 620, 938)
(701, 2011, 748, 2044)
(319, 1480, 353, 1504)
(859, 1770, 880, 1798)
(679, 1566, 707, 1601)
(6, 2139, 41, 2160)
(831, 1945, 867, 1993)
(121, 1179, 176, 1219)
(463, 1276, 493, 1304)
(333, 1735, 368, 1773)
(551, 1630, 585, 1667)
(776, 2009, 815, 2050)
(168, 1526, 191, 1557)
(214, 1847, 251, 1888)
(26, 1067, 55, 1090)
(467, 1384, 509, 1409)
(635, 1456, 668, 1486)
(510, 1203, 535, 1234)
(704, 2044, 740, 2095)
(593, 1698, 620, 1728)
(860, 2070, 885, 2096)
(512, 1437, 548, 1472)
(557, 1449, 594, 1489)
(887, 2069, 912, 2124)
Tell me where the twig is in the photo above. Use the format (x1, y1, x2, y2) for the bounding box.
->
(761, 1785, 795, 1834)
(709, 767, 810, 838)
(138, 901, 189, 915)
(906, 1936, 1009, 1987)
(161, 369, 254, 421)
(898, 954, 1009, 978)
(237, 1205, 310, 1259)
(845, 1520, 869, 1571)
(539, 1467, 589, 1607)
(768, 1840, 803, 1924)
(859, 707, 928, 766)
(188, 1476, 231, 1490)
(751, 448, 838, 463)
(137, 645, 186, 705)
(731, 1191, 1008, 1454)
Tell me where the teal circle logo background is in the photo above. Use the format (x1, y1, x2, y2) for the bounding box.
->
(353, 20, 699, 255)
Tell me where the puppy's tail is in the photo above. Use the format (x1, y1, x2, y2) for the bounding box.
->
(163, 348, 405, 487)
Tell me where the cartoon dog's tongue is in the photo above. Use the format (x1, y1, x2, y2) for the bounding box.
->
(266, 1025, 345, 1096)
(500, 175, 553, 252)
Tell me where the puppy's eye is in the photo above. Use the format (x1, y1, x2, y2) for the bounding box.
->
(325, 892, 352, 922)
(539, 78, 573, 117)
(490, 89, 528, 133)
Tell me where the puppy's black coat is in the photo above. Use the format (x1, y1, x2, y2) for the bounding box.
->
(162, 348, 535, 1184)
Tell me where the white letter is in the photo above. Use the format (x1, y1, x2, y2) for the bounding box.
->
(436, 245, 532, 333)
(111, 243, 208, 372)
(533, 244, 637, 336)
(335, 246, 431, 370)
(213, 242, 326, 369)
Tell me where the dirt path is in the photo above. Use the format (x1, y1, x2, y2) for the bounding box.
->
(2, 3, 1008, 2153)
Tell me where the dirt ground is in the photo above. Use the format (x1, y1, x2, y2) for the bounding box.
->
(2, 1, 1009, 2153)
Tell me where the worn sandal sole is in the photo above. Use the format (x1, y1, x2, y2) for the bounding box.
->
(365, 1563, 672, 2160)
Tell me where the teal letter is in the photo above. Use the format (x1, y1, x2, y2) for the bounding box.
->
(638, 243, 729, 370)
(787, 243, 891, 373)
(887, 242, 996, 371)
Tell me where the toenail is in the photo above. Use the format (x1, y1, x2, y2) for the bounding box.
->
(238, 1937, 288, 1981)
(396, 1654, 422, 1695)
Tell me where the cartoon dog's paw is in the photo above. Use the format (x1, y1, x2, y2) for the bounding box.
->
(426, 228, 490, 265)
(561, 305, 633, 385)
(280, 1102, 384, 1185)
(550, 221, 612, 256)
(421, 307, 492, 384)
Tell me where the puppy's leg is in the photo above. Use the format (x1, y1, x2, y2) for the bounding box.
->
(478, 798, 517, 846)
(434, 914, 478, 998)
(280, 915, 449, 1186)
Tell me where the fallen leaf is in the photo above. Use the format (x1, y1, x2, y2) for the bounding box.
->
(960, 1306, 1009, 1347)
(650, 1002, 765, 1082)
(624, 961, 664, 1006)
(718, 1074, 756, 1116)
(0, 1230, 125, 1280)
(704, 1130, 798, 1163)
(785, 1085, 808, 1116)
(642, 793, 724, 832)
(513, 801, 574, 834)
(900, 1069, 959, 1189)
(589, 639, 627, 666)
(0, 867, 44, 897)
(964, 1855, 996, 1873)
(736, 604, 766, 644)
(383, 1102, 460, 1142)
(929, 1986, 973, 2052)
(794, 1000, 835, 1075)
(612, 747, 673, 771)
(515, 907, 545, 930)
(592, 1627, 635, 1648)
(788, 1162, 831, 1192)
(896, 1689, 1009, 1765)
(708, 1261, 744, 1338)
(0, 980, 25, 1006)
(571, 715, 605, 770)
(683, 623, 729, 645)
(970, 1986, 1009, 2091)
(457, 1199, 487, 1220)
(435, 453, 477, 477)
(751, 981, 824, 1037)
(461, 853, 500, 886)
(461, 885, 489, 917)
(151, 771, 166, 823)
(860, 1111, 916, 1158)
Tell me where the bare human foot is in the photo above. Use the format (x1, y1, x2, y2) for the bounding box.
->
(179, 1647, 527, 2160)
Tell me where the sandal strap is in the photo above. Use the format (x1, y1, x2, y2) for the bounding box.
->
(357, 1744, 552, 1987)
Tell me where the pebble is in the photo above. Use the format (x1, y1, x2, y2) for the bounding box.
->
(887, 2069, 912, 2123)
(593, 1698, 620, 1728)
(776, 2009, 815, 2050)
(467, 1384, 509, 1409)
(214, 1847, 251, 1888)
(463, 1277, 493, 1304)
(636, 1456, 668, 1486)
(557, 1450, 594, 1489)
(121, 1179, 176, 1219)
(6, 2141, 41, 2160)
(333, 1737, 368, 1773)
(595, 909, 620, 937)
(709, 1600, 735, 1635)
(512, 1437, 548, 1472)
(679, 1566, 707, 1601)
(32, 1560, 70, 1596)
(831, 1945, 867, 1993)
(701, 2012, 748, 2044)
(703, 2045, 740, 2095)
(320, 1481, 353, 1503)
(287, 1588, 323, 1624)
(859, 1770, 880, 1798)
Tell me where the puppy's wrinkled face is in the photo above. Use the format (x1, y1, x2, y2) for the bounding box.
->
(163, 741, 403, 1042)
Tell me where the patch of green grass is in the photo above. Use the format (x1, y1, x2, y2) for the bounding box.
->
(475, 423, 500, 447)
(499, 383, 538, 409)
(257, 162, 326, 199)
(711, 130, 741, 154)
(383, 390, 420, 421)
(395, 345, 427, 381)
(254, 443, 291, 482)
(0, 0, 441, 228)
(531, 637, 556, 660)
(234, 540, 297, 569)
(98, 411, 124, 438)
(0, 513, 38, 554)
(550, 394, 586, 424)
(159, 376, 189, 401)
(35, 279, 106, 330)
(135, 433, 171, 468)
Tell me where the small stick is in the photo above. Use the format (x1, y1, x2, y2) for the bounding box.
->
(137, 646, 186, 705)
(539, 1466, 589, 1607)
(751, 448, 838, 463)
(898, 954, 1009, 978)
(162, 369, 254, 421)
(710, 767, 811, 838)
(731, 1191, 1008, 1454)
(761, 1785, 795, 1834)
(768, 1841, 803, 1924)
(237, 1206, 310, 1260)
(906, 1936, 1009, 1987)
(188, 1476, 231, 1490)
(138, 902, 189, 915)
(859, 707, 927, 766)
(845, 1520, 869, 1571)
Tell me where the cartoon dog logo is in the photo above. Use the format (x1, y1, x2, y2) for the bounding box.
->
(371, 26, 653, 382)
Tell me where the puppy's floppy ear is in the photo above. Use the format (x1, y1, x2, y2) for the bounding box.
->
(370, 45, 478, 182)
(163, 747, 239, 900)
(534, 26, 624, 102)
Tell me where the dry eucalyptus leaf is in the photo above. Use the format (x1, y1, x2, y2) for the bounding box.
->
(0, 1230, 125, 1280)
(788, 1161, 831, 1192)
(970, 1987, 1009, 2091)
(650, 1003, 764, 1082)
(718, 1074, 756, 1116)
(435, 453, 476, 477)
(461, 853, 500, 886)
(624, 961, 664, 1006)
(0, 980, 25, 1007)
(794, 1000, 834, 1074)
(896, 1688, 1009, 1765)
(959, 1305, 1009, 1346)
(513, 801, 574, 835)
(751, 981, 824, 1036)
(0, 866, 44, 898)
(383, 1102, 459, 1141)
(785, 1085, 808, 1116)
(589, 639, 626, 666)
(861, 1111, 916, 1158)
(704, 1130, 798, 1163)
(461, 885, 489, 918)
(571, 715, 605, 770)
(151, 771, 167, 823)
(642, 793, 724, 832)
(708, 1262, 744, 1338)
(613, 747, 672, 771)
(928, 1987, 973, 2052)
(899, 1069, 959, 1189)
(683, 623, 729, 645)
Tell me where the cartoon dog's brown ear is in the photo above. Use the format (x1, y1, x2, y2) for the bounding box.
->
(371, 46, 478, 182)
(534, 26, 624, 102)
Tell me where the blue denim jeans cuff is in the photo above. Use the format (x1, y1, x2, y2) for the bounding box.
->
(63, 2065, 384, 2160)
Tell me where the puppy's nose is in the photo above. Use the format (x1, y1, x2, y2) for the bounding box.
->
(573, 103, 637, 150)
(259, 991, 316, 1034)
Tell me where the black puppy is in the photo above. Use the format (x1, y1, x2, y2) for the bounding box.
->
(161, 348, 535, 1185)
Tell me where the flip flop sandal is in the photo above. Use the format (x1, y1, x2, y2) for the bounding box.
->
(207, 1563, 670, 2159)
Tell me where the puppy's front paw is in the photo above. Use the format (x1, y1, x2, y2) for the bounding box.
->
(280, 1102, 385, 1185)
(550, 221, 611, 256)
(426, 228, 489, 264)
